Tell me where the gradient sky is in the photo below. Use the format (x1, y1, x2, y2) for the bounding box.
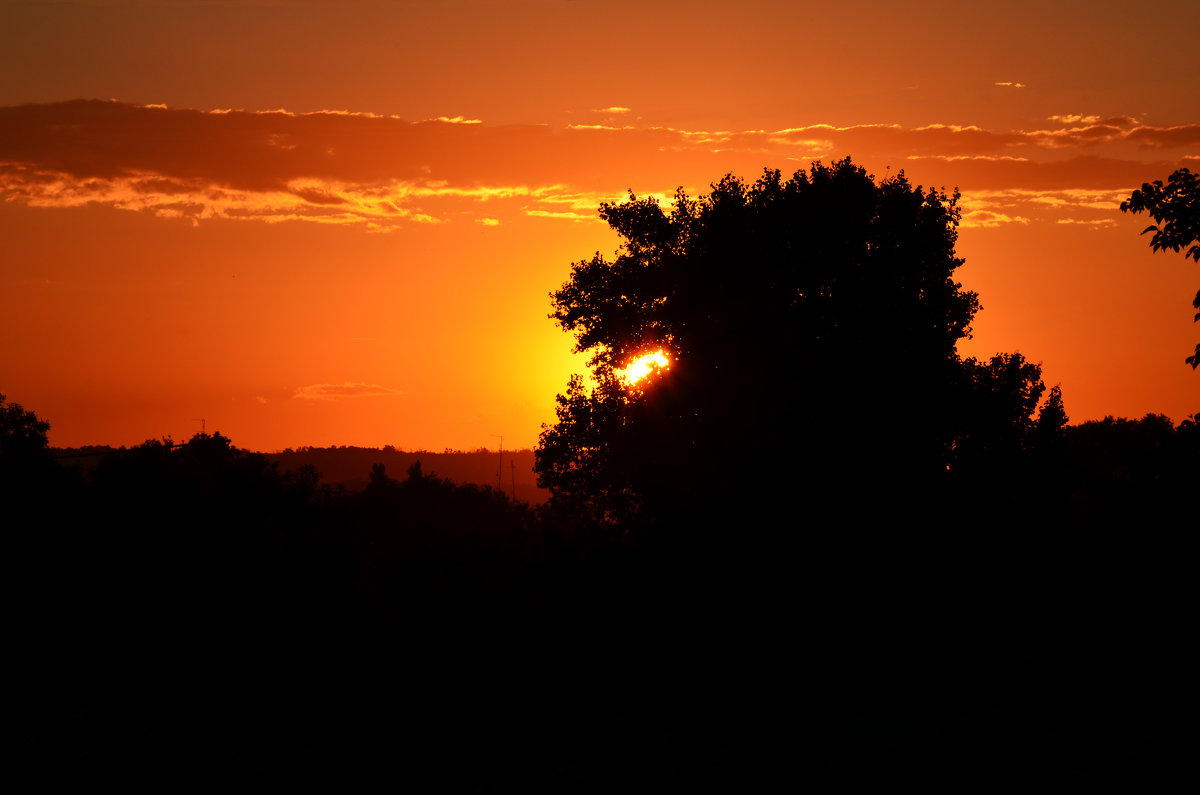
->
(2, 0, 1196, 451)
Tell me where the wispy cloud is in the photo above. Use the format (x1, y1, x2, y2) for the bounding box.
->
(293, 382, 405, 401)
(1125, 123, 1200, 148)
(959, 210, 1031, 228)
(1049, 114, 1099, 125)
(1055, 218, 1119, 227)
(958, 187, 1133, 228)
(1045, 114, 1139, 127)
(0, 100, 1193, 232)
(906, 155, 1031, 162)
(523, 209, 594, 221)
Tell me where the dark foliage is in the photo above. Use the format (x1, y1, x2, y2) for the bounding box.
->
(0, 392, 50, 458)
(1121, 167, 1200, 367)
(1, 393, 66, 529)
(537, 160, 1063, 541)
(9, 403, 1198, 789)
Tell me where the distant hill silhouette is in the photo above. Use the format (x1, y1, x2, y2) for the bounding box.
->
(269, 446, 546, 503)
(50, 444, 547, 504)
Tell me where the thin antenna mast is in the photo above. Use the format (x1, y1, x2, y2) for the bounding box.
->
(191, 418, 206, 435)
(492, 434, 504, 496)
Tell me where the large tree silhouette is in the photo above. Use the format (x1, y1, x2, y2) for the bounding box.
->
(0, 392, 50, 460)
(536, 159, 1006, 530)
(1120, 167, 1200, 368)
(1, 392, 57, 516)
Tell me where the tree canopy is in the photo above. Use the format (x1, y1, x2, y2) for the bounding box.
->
(1, 392, 55, 509)
(0, 392, 50, 460)
(536, 159, 1050, 531)
(1120, 167, 1200, 368)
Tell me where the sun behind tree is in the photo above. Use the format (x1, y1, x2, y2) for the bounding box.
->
(536, 158, 1058, 531)
(619, 350, 671, 385)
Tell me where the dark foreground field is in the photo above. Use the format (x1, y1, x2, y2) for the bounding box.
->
(12, 416, 1200, 790)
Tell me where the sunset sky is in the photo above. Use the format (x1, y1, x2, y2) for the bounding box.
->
(2, 0, 1196, 451)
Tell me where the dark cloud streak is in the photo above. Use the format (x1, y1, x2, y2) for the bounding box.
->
(0, 100, 1194, 229)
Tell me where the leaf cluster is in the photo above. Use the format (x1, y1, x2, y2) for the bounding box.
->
(1121, 167, 1200, 367)
(1121, 167, 1200, 263)
(538, 158, 1018, 528)
(551, 160, 979, 380)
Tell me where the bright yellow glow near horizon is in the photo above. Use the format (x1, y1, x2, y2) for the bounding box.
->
(2, 0, 1198, 451)
(621, 351, 670, 384)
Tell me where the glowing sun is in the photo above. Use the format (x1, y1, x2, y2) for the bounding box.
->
(620, 350, 670, 384)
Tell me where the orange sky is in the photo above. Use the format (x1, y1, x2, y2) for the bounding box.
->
(2, 0, 1196, 451)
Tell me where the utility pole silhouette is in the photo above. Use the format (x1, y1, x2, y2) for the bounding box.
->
(492, 434, 504, 497)
(192, 418, 206, 435)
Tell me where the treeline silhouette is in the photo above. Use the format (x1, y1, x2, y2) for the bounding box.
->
(49, 443, 549, 504)
(7, 391, 1198, 789)
(271, 445, 547, 503)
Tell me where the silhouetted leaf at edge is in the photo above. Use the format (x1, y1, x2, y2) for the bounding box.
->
(1120, 167, 1200, 368)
